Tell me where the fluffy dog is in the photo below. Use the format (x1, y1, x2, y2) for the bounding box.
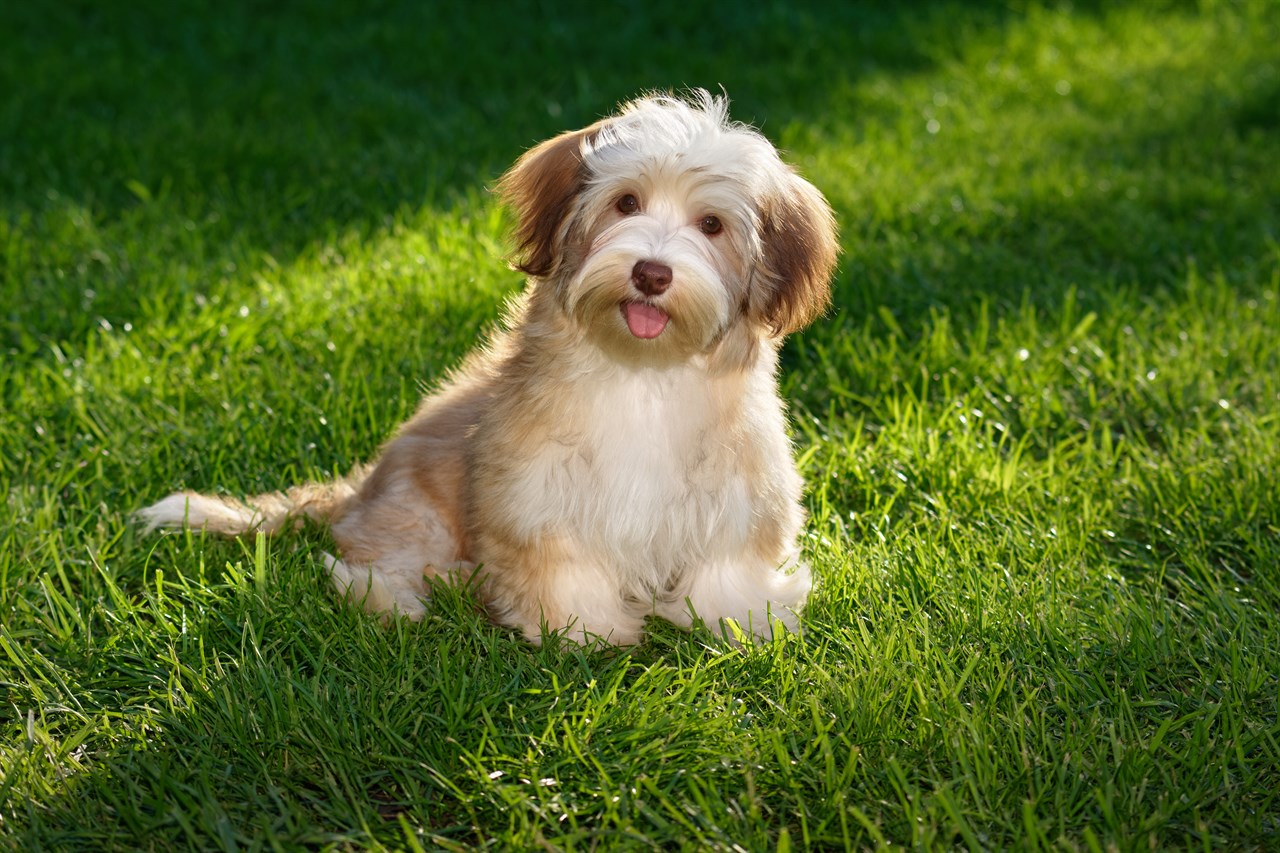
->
(139, 90, 839, 645)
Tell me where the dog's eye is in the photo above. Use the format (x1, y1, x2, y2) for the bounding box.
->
(699, 215, 723, 235)
(616, 194, 639, 215)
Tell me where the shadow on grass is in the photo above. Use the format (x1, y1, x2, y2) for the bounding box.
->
(821, 57, 1280, 338)
(6, 0, 1273, 545)
(2, 0, 1169, 352)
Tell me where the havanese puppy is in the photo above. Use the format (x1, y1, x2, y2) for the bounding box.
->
(139, 89, 839, 645)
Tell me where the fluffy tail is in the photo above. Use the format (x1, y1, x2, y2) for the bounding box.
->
(136, 470, 366, 537)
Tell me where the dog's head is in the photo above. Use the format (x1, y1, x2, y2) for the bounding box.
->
(498, 90, 838, 366)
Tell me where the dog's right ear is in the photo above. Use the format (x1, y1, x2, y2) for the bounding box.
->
(496, 122, 603, 278)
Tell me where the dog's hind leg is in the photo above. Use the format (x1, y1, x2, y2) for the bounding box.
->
(324, 552, 473, 620)
(327, 462, 469, 621)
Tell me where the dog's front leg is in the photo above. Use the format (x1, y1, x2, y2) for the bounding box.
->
(479, 534, 646, 646)
(658, 554, 811, 641)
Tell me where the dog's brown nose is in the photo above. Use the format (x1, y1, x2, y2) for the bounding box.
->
(631, 260, 673, 296)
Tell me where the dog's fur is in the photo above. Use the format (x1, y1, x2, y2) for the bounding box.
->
(138, 90, 839, 645)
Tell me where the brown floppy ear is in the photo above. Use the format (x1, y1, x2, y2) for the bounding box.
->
(495, 121, 604, 278)
(752, 173, 839, 336)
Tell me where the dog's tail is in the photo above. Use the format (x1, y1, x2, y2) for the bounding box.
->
(136, 469, 367, 537)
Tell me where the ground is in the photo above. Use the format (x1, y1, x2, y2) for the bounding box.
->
(2, 1, 1278, 849)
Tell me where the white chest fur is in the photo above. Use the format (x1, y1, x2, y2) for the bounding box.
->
(501, 361, 755, 590)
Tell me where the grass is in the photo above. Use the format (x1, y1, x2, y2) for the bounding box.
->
(3, 0, 1279, 848)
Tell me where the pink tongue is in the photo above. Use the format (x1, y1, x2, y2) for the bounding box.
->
(623, 303, 670, 339)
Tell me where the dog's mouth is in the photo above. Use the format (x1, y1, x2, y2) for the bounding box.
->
(621, 302, 670, 339)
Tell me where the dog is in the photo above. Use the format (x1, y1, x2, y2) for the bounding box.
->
(139, 90, 839, 645)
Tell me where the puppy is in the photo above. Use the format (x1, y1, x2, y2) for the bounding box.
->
(139, 90, 839, 645)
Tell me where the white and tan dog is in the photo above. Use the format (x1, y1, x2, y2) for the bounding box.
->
(140, 90, 839, 645)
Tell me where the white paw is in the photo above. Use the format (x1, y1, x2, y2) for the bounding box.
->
(323, 552, 426, 620)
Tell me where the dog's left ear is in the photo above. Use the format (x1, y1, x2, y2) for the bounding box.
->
(496, 121, 604, 278)
(752, 174, 839, 336)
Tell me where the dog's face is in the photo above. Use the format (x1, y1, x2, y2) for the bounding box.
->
(498, 91, 838, 367)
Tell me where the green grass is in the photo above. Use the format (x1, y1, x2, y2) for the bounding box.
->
(3, 0, 1279, 848)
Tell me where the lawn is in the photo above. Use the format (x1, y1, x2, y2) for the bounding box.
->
(3, 0, 1279, 849)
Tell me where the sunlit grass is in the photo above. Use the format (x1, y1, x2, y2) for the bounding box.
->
(3, 0, 1278, 849)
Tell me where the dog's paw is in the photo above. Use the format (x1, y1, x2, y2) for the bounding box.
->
(323, 552, 427, 621)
